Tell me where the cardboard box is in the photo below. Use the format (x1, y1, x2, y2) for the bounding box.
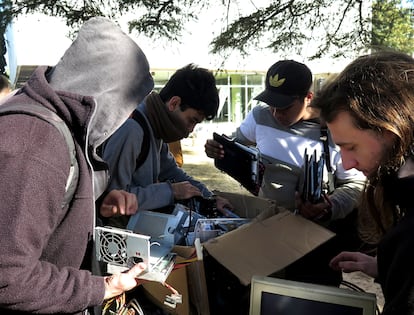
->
(213, 190, 279, 220)
(142, 254, 190, 315)
(143, 191, 335, 314)
(203, 210, 335, 285)
(175, 246, 210, 315)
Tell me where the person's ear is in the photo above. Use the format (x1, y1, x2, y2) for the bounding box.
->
(167, 96, 182, 111)
(305, 91, 314, 106)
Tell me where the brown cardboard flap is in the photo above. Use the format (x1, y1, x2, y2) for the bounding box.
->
(203, 211, 335, 286)
(171, 246, 210, 315)
(186, 260, 210, 315)
(142, 265, 189, 315)
(213, 190, 279, 218)
(173, 245, 197, 259)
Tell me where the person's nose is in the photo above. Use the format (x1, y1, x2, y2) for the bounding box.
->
(340, 151, 358, 170)
(188, 123, 197, 133)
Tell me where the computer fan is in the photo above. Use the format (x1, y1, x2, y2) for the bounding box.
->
(95, 226, 150, 268)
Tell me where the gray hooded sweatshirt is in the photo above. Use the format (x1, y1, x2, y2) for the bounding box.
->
(0, 17, 153, 314)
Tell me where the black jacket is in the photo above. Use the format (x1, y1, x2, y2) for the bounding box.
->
(378, 156, 414, 315)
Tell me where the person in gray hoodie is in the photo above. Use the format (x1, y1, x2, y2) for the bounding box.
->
(0, 17, 154, 314)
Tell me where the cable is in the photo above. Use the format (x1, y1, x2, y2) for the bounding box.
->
(340, 280, 366, 292)
(340, 280, 382, 315)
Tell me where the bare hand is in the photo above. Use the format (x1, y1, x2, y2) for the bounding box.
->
(329, 251, 378, 278)
(295, 191, 331, 220)
(215, 196, 234, 215)
(103, 262, 147, 300)
(204, 139, 224, 159)
(172, 181, 202, 200)
(100, 189, 138, 218)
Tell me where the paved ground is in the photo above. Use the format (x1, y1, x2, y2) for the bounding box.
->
(180, 138, 385, 312)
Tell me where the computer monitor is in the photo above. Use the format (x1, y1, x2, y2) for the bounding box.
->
(249, 275, 377, 315)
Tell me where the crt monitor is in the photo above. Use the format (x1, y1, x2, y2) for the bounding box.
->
(249, 275, 377, 315)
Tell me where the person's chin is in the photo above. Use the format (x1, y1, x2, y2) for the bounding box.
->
(362, 168, 377, 177)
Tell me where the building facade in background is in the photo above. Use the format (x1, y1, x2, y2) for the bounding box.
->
(4, 13, 338, 127)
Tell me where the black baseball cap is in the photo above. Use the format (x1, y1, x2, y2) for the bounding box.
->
(254, 60, 313, 108)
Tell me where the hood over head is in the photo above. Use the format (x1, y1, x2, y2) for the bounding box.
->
(48, 17, 154, 150)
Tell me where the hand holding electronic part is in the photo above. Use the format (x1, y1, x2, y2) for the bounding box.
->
(204, 138, 225, 159)
(103, 262, 147, 300)
(171, 181, 202, 200)
(295, 191, 332, 221)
